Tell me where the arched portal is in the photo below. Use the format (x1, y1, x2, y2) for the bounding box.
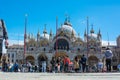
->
(38, 54, 48, 72)
(53, 51, 68, 58)
(26, 56, 35, 65)
(54, 39, 69, 50)
(38, 54, 48, 66)
(38, 54, 48, 61)
(88, 56, 98, 66)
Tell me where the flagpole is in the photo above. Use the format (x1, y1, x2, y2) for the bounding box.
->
(56, 16, 58, 54)
(87, 16, 89, 59)
(107, 32, 109, 47)
(23, 14, 27, 64)
(86, 16, 89, 72)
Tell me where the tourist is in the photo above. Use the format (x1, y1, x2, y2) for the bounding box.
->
(41, 61, 46, 72)
(81, 54, 87, 72)
(13, 62, 19, 72)
(50, 57, 56, 72)
(34, 65, 37, 72)
(79, 58, 82, 72)
(97, 59, 103, 72)
(60, 57, 64, 72)
(56, 57, 61, 72)
(64, 56, 70, 72)
(74, 56, 79, 73)
(104, 48, 113, 72)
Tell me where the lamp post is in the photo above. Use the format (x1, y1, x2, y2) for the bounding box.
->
(23, 14, 27, 64)
(86, 16, 89, 72)
(86, 16, 89, 59)
(56, 16, 58, 54)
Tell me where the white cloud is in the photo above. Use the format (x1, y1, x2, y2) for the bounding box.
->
(8, 40, 24, 46)
(9, 33, 24, 37)
(102, 40, 116, 46)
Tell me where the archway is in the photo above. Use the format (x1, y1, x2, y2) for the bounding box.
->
(38, 54, 48, 61)
(38, 54, 48, 72)
(88, 56, 98, 66)
(54, 39, 69, 50)
(26, 56, 35, 65)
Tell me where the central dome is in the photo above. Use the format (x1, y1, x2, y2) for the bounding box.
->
(57, 20, 76, 38)
(88, 33, 98, 41)
(40, 34, 49, 40)
(40, 27, 49, 41)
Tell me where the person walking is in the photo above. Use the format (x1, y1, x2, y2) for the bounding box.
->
(74, 57, 79, 73)
(50, 57, 56, 72)
(104, 48, 113, 72)
(81, 54, 87, 72)
(64, 56, 70, 72)
(42, 61, 46, 72)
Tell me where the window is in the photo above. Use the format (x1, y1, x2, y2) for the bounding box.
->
(12, 59, 14, 62)
(77, 48, 80, 52)
(16, 59, 18, 62)
(31, 48, 34, 51)
(8, 54, 10, 58)
(12, 54, 14, 58)
(43, 48, 46, 52)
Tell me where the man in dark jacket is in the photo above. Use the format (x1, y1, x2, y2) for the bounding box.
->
(50, 57, 56, 72)
(105, 48, 113, 72)
(81, 54, 87, 72)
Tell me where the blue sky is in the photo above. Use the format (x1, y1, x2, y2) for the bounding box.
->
(0, 0, 120, 46)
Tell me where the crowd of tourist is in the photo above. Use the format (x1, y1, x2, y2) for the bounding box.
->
(0, 48, 119, 73)
(0, 54, 105, 73)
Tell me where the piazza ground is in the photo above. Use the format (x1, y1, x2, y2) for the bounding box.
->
(0, 72, 120, 80)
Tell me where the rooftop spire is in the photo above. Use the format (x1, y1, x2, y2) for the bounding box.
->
(78, 33, 80, 38)
(43, 24, 47, 34)
(37, 28, 40, 36)
(50, 29, 52, 36)
(84, 29, 87, 36)
(90, 24, 94, 33)
(98, 29, 101, 37)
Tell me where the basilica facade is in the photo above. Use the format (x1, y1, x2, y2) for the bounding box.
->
(7, 18, 114, 68)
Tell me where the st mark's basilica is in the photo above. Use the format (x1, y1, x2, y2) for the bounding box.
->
(7, 17, 120, 70)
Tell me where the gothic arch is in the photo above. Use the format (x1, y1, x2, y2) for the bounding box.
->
(54, 38, 69, 50)
(88, 56, 98, 66)
(26, 55, 35, 65)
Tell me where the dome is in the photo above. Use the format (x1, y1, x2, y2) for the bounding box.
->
(57, 24, 76, 37)
(88, 33, 98, 41)
(40, 25, 49, 41)
(40, 33, 49, 41)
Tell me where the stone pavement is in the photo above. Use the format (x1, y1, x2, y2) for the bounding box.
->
(0, 72, 120, 80)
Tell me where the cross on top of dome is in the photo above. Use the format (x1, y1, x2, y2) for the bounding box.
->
(43, 24, 47, 34)
(64, 14, 72, 26)
(90, 24, 94, 33)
